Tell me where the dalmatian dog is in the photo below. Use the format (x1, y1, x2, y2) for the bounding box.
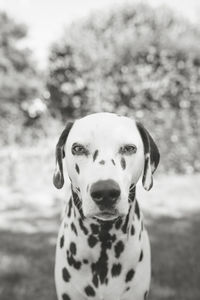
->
(53, 112, 160, 300)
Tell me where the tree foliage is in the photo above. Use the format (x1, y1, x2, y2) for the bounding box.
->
(47, 3, 200, 173)
(0, 12, 43, 144)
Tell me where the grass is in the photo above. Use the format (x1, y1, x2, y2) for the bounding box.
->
(0, 146, 200, 300)
(150, 213, 200, 300)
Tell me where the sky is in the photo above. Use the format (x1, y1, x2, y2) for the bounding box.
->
(0, 0, 200, 68)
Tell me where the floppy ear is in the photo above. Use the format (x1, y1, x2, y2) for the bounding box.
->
(136, 122, 160, 191)
(53, 122, 74, 189)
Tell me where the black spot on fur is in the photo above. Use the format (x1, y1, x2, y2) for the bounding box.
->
(71, 189, 84, 218)
(90, 223, 99, 234)
(128, 185, 136, 203)
(131, 225, 135, 235)
(67, 198, 72, 218)
(66, 250, 81, 270)
(126, 287, 130, 291)
(93, 150, 99, 161)
(85, 285, 95, 297)
(71, 223, 78, 236)
(111, 263, 121, 277)
(125, 269, 135, 282)
(144, 291, 149, 299)
(122, 206, 131, 234)
(99, 160, 105, 165)
(79, 218, 88, 235)
(88, 235, 98, 248)
(101, 221, 113, 232)
(112, 234, 116, 242)
(70, 242, 76, 255)
(114, 240, 124, 258)
(83, 259, 88, 264)
(135, 200, 140, 219)
(92, 273, 98, 288)
(60, 235, 64, 248)
(91, 221, 115, 285)
(62, 267, 71, 282)
(111, 159, 116, 166)
(120, 157, 126, 170)
(62, 293, 71, 300)
(139, 250, 143, 262)
(115, 218, 123, 230)
(75, 164, 80, 174)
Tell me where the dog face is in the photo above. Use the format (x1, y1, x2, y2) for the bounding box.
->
(53, 113, 160, 220)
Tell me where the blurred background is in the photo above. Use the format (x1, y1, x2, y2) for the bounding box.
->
(0, 0, 200, 299)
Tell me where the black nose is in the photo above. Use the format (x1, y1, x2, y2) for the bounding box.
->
(90, 180, 121, 207)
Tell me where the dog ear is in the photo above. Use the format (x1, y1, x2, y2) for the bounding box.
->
(136, 122, 160, 191)
(53, 122, 74, 189)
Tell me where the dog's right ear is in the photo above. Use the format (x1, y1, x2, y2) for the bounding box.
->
(53, 122, 74, 189)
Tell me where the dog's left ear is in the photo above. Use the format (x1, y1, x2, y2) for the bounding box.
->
(53, 122, 74, 189)
(136, 122, 160, 191)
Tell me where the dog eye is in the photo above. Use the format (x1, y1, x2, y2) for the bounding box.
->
(120, 144, 137, 155)
(72, 143, 88, 155)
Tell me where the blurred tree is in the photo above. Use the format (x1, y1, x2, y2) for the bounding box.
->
(0, 12, 43, 144)
(47, 4, 200, 115)
(47, 3, 200, 173)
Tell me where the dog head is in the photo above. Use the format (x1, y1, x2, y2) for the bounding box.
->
(53, 113, 160, 220)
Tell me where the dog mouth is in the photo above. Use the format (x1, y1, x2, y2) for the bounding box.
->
(94, 210, 120, 221)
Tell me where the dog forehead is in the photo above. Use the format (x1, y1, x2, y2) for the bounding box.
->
(67, 113, 141, 145)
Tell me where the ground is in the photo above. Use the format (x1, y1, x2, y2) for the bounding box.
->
(0, 147, 200, 300)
